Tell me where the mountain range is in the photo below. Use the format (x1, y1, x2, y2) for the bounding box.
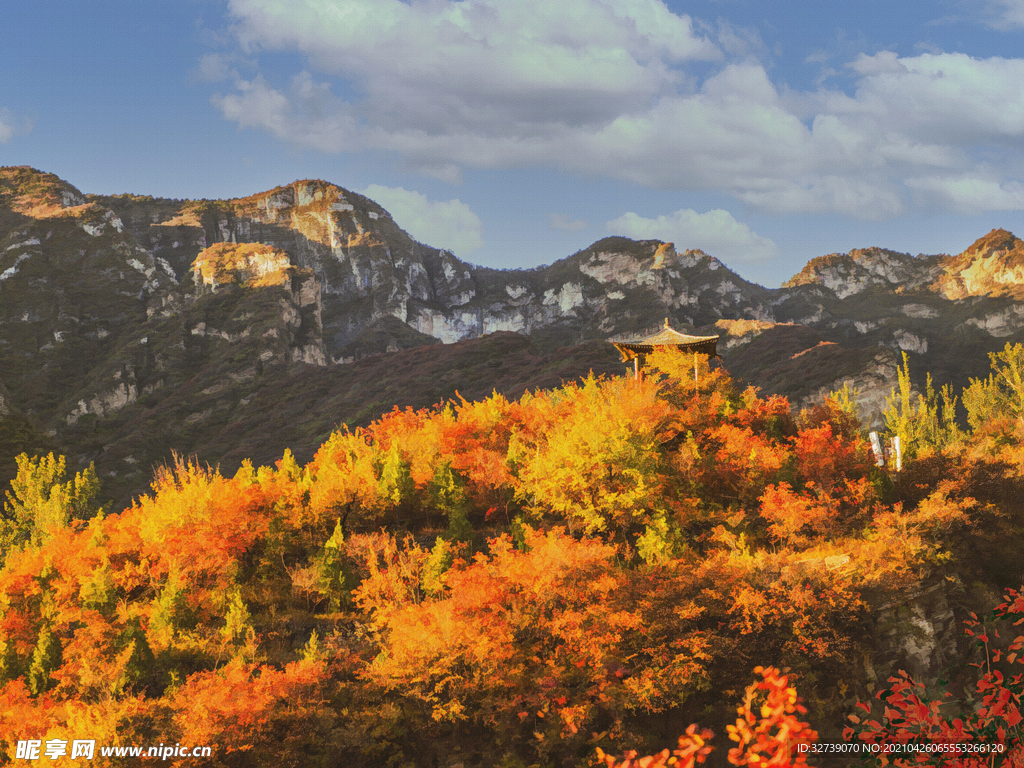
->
(3, 165, 1024, 506)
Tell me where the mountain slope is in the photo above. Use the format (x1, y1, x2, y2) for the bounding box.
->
(95, 182, 774, 353)
(770, 228, 1024, 399)
(7, 165, 1024, 504)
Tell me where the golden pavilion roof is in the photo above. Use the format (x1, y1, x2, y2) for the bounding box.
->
(611, 319, 719, 362)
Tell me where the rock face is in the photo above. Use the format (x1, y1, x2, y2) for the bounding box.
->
(6, 165, 1024, 502)
(786, 247, 945, 298)
(932, 228, 1024, 300)
(100, 181, 775, 356)
(763, 228, 1024, 407)
(873, 579, 960, 683)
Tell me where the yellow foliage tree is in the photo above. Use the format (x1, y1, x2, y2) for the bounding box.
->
(1, 453, 100, 561)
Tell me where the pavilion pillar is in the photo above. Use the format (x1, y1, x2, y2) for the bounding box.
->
(610, 322, 720, 386)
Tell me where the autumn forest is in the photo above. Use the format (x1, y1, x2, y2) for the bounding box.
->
(4, 347, 1024, 767)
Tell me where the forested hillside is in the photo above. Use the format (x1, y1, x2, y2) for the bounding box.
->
(2, 350, 1024, 767)
(14, 167, 1024, 513)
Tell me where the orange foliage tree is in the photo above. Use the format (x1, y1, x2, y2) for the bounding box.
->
(354, 525, 713, 759)
(0, 350, 993, 766)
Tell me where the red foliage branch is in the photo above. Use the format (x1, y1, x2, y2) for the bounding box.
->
(597, 667, 815, 768)
(846, 587, 1024, 767)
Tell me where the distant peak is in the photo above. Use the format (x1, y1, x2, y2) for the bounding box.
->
(931, 229, 1024, 300)
(963, 228, 1021, 256)
(224, 178, 396, 224)
(946, 228, 1024, 272)
(0, 166, 87, 216)
(578, 237, 687, 262)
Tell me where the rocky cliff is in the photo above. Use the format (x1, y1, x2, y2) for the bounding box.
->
(6, 165, 1024, 504)
(767, 228, 1024, 398)
(95, 179, 775, 356)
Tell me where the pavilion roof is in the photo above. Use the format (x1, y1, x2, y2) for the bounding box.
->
(611, 319, 719, 361)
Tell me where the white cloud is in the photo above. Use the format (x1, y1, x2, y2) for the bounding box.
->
(0, 109, 33, 143)
(548, 213, 588, 232)
(823, 53, 1024, 145)
(212, 1, 1024, 218)
(195, 53, 238, 82)
(226, 0, 717, 132)
(216, 0, 719, 170)
(214, 72, 356, 153)
(906, 176, 1024, 212)
(715, 19, 767, 59)
(606, 209, 778, 262)
(982, 0, 1024, 28)
(361, 184, 484, 254)
(848, 51, 907, 75)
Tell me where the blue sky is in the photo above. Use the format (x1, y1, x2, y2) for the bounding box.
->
(4, 0, 1024, 286)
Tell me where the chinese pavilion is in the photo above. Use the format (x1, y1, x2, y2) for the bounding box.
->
(612, 319, 720, 380)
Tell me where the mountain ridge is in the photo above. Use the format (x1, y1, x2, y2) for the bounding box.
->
(4, 165, 1024, 504)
